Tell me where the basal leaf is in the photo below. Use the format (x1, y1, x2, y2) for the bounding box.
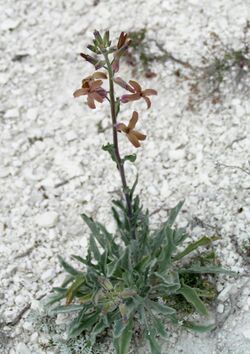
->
(90, 317, 108, 345)
(177, 283, 208, 316)
(146, 299, 176, 315)
(173, 236, 219, 261)
(165, 200, 184, 227)
(179, 265, 235, 275)
(68, 311, 100, 338)
(147, 331, 161, 354)
(58, 256, 81, 276)
(113, 318, 133, 354)
(50, 304, 84, 314)
(183, 321, 215, 332)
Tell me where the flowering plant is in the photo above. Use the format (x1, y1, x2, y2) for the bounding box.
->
(48, 31, 233, 354)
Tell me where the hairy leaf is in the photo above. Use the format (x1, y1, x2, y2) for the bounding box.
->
(146, 299, 176, 315)
(50, 304, 84, 314)
(58, 256, 81, 276)
(183, 321, 215, 332)
(113, 318, 133, 354)
(177, 283, 208, 316)
(173, 236, 219, 261)
(179, 265, 235, 275)
(68, 311, 100, 338)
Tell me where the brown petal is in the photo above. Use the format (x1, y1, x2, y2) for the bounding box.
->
(116, 123, 128, 133)
(73, 88, 87, 97)
(90, 80, 103, 90)
(142, 89, 157, 96)
(129, 80, 142, 93)
(92, 92, 104, 103)
(132, 130, 146, 141)
(128, 111, 138, 130)
(143, 96, 151, 109)
(120, 93, 141, 103)
(127, 132, 140, 148)
(113, 77, 135, 93)
(92, 72, 107, 79)
(87, 94, 96, 109)
(117, 32, 127, 49)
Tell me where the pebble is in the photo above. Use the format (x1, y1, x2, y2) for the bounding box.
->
(16, 342, 31, 354)
(35, 211, 59, 228)
(218, 284, 235, 302)
(217, 304, 224, 314)
(168, 149, 186, 161)
(26, 108, 39, 120)
(4, 108, 20, 119)
(1, 19, 20, 31)
(41, 268, 56, 281)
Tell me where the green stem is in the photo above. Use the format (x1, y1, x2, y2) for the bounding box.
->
(103, 52, 135, 240)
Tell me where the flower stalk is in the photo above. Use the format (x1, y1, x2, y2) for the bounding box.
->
(103, 52, 135, 240)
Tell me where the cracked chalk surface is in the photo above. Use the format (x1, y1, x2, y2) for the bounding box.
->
(0, 0, 250, 353)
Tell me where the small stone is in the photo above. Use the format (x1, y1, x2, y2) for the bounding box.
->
(26, 108, 38, 120)
(2, 19, 20, 31)
(217, 304, 224, 314)
(30, 332, 38, 342)
(241, 326, 250, 339)
(16, 342, 31, 354)
(35, 211, 58, 228)
(22, 321, 34, 331)
(168, 149, 185, 161)
(160, 180, 171, 198)
(41, 268, 56, 281)
(15, 295, 26, 306)
(218, 284, 235, 302)
(148, 185, 158, 196)
(4, 108, 20, 119)
(0, 73, 9, 85)
(65, 130, 77, 142)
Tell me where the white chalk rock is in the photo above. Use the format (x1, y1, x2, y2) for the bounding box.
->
(2, 19, 20, 31)
(241, 325, 250, 340)
(16, 343, 31, 354)
(4, 108, 20, 119)
(35, 211, 58, 228)
(218, 284, 235, 302)
(26, 108, 38, 120)
(41, 268, 56, 281)
(217, 304, 224, 314)
(168, 149, 185, 161)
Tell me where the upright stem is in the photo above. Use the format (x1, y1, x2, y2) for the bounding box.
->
(103, 53, 135, 240)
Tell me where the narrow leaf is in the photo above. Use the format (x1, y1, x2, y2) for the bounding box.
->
(173, 236, 219, 261)
(183, 321, 215, 332)
(177, 284, 208, 316)
(179, 265, 235, 275)
(50, 304, 84, 314)
(147, 332, 161, 354)
(58, 256, 80, 276)
(166, 200, 184, 227)
(146, 299, 176, 315)
(113, 318, 133, 354)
